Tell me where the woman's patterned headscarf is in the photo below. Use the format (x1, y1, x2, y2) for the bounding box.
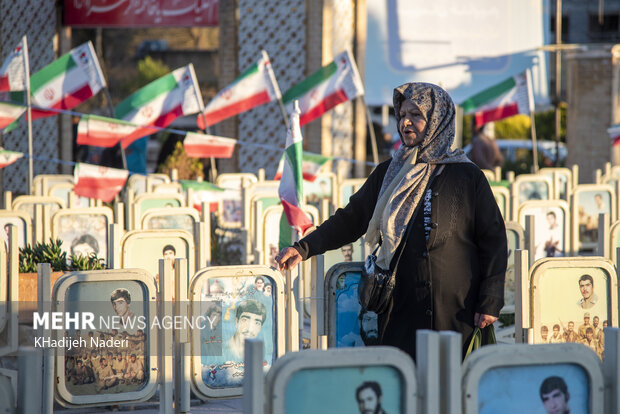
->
(365, 83, 471, 269)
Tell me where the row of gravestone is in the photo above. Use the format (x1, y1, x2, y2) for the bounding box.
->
(1, 257, 620, 413)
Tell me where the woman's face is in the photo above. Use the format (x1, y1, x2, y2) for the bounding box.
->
(398, 99, 427, 147)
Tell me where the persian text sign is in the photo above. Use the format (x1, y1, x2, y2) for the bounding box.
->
(64, 0, 218, 27)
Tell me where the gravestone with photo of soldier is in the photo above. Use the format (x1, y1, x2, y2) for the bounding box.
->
(189, 265, 285, 399)
(51, 269, 157, 408)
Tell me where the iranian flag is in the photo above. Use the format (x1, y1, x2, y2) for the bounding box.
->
(0, 36, 28, 92)
(608, 124, 620, 146)
(273, 151, 331, 182)
(183, 132, 237, 158)
(461, 72, 533, 127)
(73, 163, 129, 202)
(115, 64, 203, 149)
(197, 50, 281, 129)
(76, 114, 141, 147)
(0, 149, 23, 168)
(28, 41, 106, 120)
(278, 102, 313, 249)
(282, 49, 364, 126)
(0, 102, 26, 129)
(180, 180, 225, 212)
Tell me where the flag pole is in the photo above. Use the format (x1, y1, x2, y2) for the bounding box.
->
(90, 39, 127, 171)
(261, 50, 289, 130)
(526, 68, 539, 173)
(188, 64, 217, 181)
(360, 96, 379, 165)
(102, 87, 127, 170)
(22, 36, 34, 194)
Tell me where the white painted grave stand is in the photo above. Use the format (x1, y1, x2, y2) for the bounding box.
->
(174, 258, 190, 413)
(159, 259, 174, 414)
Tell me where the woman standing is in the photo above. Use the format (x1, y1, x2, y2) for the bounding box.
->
(276, 82, 507, 359)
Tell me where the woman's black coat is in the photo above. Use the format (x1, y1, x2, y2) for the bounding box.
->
(294, 160, 507, 359)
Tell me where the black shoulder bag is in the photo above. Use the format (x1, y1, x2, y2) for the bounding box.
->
(358, 169, 440, 314)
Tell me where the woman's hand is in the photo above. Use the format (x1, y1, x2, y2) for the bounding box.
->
(474, 312, 497, 329)
(274, 247, 302, 271)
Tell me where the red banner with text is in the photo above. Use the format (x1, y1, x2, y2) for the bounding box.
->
(64, 0, 218, 27)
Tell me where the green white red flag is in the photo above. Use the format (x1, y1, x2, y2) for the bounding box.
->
(179, 180, 225, 212)
(183, 132, 237, 158)
(0, 149, 23, 168)
(0, 102, 26, 129)
(115, 64, 203, 149)
(0, 36, 28, 92)
(273, 151, 331, 182)
(461, 72, 533, 127)
(73, 163, 129, 202)
(282, 49, 364, 126)
(27, 41, 106, 120)
(278, 102, 313, 248)
(76, 114, 140, 147)
(197, 50, 281, 129)
(608, 124, 620, 146)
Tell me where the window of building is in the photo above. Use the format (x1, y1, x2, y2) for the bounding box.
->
(589, 14, 620, 41)
(550, 15, 570, 40)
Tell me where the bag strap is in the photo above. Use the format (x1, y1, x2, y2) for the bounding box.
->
(389, 166, 442, 272)
(465, 327, 482, 359)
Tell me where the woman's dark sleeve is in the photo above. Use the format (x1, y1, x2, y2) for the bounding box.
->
(473, 170, 507, 317)
(293, 160, 390, 260)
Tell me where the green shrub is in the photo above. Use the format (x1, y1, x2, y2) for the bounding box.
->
(19, 239, 106, 272)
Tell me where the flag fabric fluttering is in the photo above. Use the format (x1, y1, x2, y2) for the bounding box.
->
(197, 50, 281, 129)
(76, 114, 141, 147)
(460, 72, 531, 127)
(73, 163, 129, 202)
(273, 151, 331, 182)
(0, 36, 28, 92)
(0, 102, 26, 130)
(0, 148, 23, 168)
(179, 180, 226, 212)
(183, 132, 237, 159)
(278, 102, 313, 249)
(608, 124, 620, 147)
(282, 49, 364, 126)
(115, 64, 204, 149)
(24, 41, 106, 120)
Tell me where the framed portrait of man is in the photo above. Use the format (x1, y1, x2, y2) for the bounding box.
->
(120, 229, 195, 282)
(266, 347, 416, 413)
(462, 344, 603, 413)
(258, 205, 319, 267)
(52, 270, 157, 407)
(511, 174, 552, 218)
(189, 266, 285, 398)
(324, 263, 379, 349)
(216, 173, 257, 229)
(528, 258, 618, 359)
(52, 208, 114, 264)
(518, 200, 569, 261)
(571, 184, 615, 254)
(304, 173, 337, 210)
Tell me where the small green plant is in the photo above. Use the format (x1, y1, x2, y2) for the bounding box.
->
(19, 239, 106, 272)
(68, 253, 106, 271)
